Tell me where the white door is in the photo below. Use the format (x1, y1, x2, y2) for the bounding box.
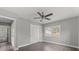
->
(30, 24, 42, 43)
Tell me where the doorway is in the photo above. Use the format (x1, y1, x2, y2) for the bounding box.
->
(0, 22, 13, 50)
(0, 23, 11, 43)
(0, 16, 16, 51)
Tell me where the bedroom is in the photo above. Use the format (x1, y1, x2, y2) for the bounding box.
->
(0, 7, 79, 51)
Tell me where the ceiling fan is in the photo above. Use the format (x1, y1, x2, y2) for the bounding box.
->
(34, 12, 53, 22)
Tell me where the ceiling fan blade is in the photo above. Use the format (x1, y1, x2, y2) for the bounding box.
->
(45, 13, 53, 17)
(37, 12, 42, 16)
(45, 18, 51, 20)
(34, 17, 41, 19)
(42, 12, 44, 15)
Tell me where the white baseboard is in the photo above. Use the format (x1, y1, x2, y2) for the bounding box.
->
(13, 47, 19, 51)
(44, 40, 79, 49)
(17, 40, 79, 50)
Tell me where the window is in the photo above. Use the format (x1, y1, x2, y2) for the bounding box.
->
(52, 25, 60, 39)
(45, 25, 60, 39)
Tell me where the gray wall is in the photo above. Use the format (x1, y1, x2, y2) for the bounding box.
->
(78, 18, 79, 48)
(16, 18, 42, 47)
(0, 8, 42, 48)
(16, 19, 30, 47)
(43, 17, 79, 48)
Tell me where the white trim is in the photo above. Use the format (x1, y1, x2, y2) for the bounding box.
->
(11, 20, 17, 50)
(44, 40, 79, 49)
(0, 15, 16, 21)
(16, 40, 79, 50)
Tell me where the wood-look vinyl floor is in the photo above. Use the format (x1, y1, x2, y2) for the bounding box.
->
(0, 42, 13, 51)
(19, 42, 79, 51)
(0, 42, 78, 51)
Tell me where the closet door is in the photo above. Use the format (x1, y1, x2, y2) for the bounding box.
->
(30, 24, 42, 43)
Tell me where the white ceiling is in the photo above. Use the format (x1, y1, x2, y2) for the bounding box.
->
(1, 7, 79, 24)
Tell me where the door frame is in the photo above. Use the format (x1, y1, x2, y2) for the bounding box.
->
(0, 15, 17, 50)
